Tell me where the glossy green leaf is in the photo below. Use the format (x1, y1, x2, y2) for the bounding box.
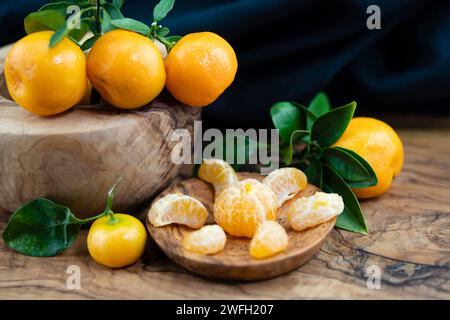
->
(335, 147, 378, 188)
(307, 92, 330, 129)
(69, 20, 91, 42)
(103, 2, 124, 19)
(50, 25, 70, 48)
(113, 0, 125, 9)
(322, 165, 368, 234)
(81, 34, 100, 51)
(304, 160, 322, 188)
(331, 147, 378, 187)
(153, 0, 175, 22)
(309, 92, 330, 116)
(270, 102, 303, 144)
(157, 27, 170, 37)
(24, 10, 66, 34)
(323, 147, 375, 184)
(110, 18, 150, 35)
(38, 1, 86, 15)
(2, 199, 82, 256)
(311, 101, 356, 147)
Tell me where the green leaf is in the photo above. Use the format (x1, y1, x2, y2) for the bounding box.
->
(81, 34, 100, 51)
(322, 165, 368, 234)
(50, 25, 70, 48)
(153, 0, 175, 22)
(113, 0, 125, 9)
(307, 92, 330, 130)
(311, 101, 356, 147)
(102, 2, 124, 19)
(110, 18, 150, 36)
(270, 102, 303, 144)
(38, 1, 83, 15)
(285, 130, 310, 165)
(69, 20, 91, 42)
(2, 198, 82, 257)
(165, 35, 182, 43)
(290, 101, 317, 124)
(333, 147, 378, 188)
(24, 10, 66, 34)
(304, 160, 322, 188)
(101, 9, 115, 33)
(309, 92, 330, 116)
(323, 147, 375, 185)
(157, 26, 170, 37)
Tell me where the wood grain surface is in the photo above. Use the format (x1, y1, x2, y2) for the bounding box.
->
(147, 173, 336, 281)
(0, 117, 449, 299)
(0, 45, 201, 217)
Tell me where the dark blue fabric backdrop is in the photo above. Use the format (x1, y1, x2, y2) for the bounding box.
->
(1, 0, 449, 128)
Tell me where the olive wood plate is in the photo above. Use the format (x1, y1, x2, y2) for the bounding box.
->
(146, 172, 336, 281)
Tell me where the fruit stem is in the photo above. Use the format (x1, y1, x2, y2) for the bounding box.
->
(155, 34, 175, 52)
(95, 0, 101, 34)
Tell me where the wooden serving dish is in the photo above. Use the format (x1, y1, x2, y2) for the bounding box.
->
(147, 173, 336, 281)
(0, 44, 201, 217)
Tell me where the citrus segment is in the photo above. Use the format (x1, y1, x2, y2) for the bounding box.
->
(263, 167, 308, 207)
(249, 221, 288, 259)
(214, 179, 278, 238)
(198, 159, 238, 197)
(287, 192, 344, 231)
(148, 193, 208, 229)
(182, 225, 226, 255)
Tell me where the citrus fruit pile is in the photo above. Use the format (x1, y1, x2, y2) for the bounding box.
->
(148, 159, 344, 260)
(5, 29, 237, 116)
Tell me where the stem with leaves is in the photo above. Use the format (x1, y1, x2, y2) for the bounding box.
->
(2, 177, 124, 257)
(23, 0, 181, 52)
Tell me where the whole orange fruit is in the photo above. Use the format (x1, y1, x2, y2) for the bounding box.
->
(4, 31, 86, 116)
(333, 117, 404, 199)
(87, 29, 165, 109)
(87, 213, 147, 268)
(164, 32, 238, 107)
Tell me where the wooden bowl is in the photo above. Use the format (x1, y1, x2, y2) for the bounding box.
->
(0, 44, 201, 217)
(147, 173, 336, 281)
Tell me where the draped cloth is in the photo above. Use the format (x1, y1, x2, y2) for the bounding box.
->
(1, 0, 449, 128)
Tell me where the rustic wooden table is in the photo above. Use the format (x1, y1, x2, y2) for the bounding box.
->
(0, 115, 449, 299)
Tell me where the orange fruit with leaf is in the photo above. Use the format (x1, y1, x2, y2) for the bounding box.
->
(5, 31, 86, 116)
(333, 117, 404, 199)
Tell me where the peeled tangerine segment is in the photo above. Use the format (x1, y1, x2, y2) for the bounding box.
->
(198, 159, 239, 197)
(182, 225, 226, 255)
(263, 167, 308, 207)
(148, 193, 208, 229)
(214, 179, 278, 238)
(287, 192, 344, 231)
(250, 221, 288, 259)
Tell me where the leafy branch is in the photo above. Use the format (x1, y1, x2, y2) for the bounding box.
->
(23, 0, 181, 51)
(211, 93, 376, 234)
